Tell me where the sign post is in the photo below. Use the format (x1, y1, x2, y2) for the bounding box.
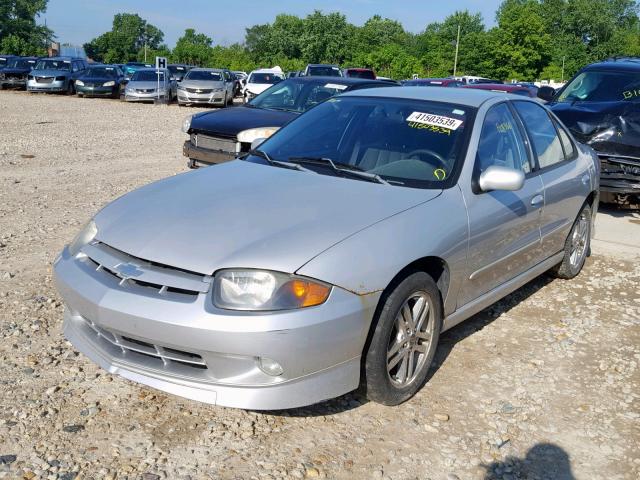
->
(155, 56, 167, 103)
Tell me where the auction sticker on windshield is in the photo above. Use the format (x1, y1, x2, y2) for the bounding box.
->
(406, 112, 463, 130)
(325, 83, 348, 90)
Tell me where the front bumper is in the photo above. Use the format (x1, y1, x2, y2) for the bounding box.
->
(599, 154, 640, 195)
(77, 85, 116, 96)
(177, 90, 225, 105)
(27, 79, 66, 92)
(183, 140, 238, 166)
(53, 245, 378, 409)
(0, 77, 26, 88)
(124, 91, 168, 102)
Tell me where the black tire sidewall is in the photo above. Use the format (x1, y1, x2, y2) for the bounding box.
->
(553, 204, 592, 279)
(364, 271, 442, 406)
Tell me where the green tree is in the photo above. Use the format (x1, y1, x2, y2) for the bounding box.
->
(300, 10, 355, 64)
(0, 0, 52, 55)
(83, 13, 164, 63)
(363, 43, 423, 79)
(172, 28, 212, 65)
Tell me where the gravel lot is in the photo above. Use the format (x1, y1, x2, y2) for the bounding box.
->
(0, 90, 639, 480)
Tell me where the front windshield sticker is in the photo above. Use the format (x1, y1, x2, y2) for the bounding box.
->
(407, 122, 452, 135)
(406, 112, 463, 130)
(623, 90, 639, 100)
(325, 83, 347, 90)
(452, 109, 466, 115)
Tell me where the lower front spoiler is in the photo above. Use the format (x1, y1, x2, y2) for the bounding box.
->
(183, 140, 236, 167)
(64, 310, 360, 410)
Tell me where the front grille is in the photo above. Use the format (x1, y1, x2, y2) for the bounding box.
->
(186, 88, 213, 94)
(81, 316, 207, 370)
(80, 242, 212, 298)
(136, 88, 154, 93)
(6, 74, 24, 80)
(36, 76, 53, 84)
(191, 134, 238, 154)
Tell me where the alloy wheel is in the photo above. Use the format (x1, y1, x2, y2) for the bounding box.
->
(569, 210, 589, 268)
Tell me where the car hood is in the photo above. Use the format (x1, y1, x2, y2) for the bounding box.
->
(190, 106, 296, 138)
(245, 83, 272, 95)
(128, 81, 166, 90)
(180, 79, 225, 89)
(2, 68, 30, 75)
(94, 160, 441, 275)
(79, 76, 117, 83)
(31, 69, 70, 77)
(550, 100, 640, 158)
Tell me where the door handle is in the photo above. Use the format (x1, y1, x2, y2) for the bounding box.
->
(531, 194, 544, 207)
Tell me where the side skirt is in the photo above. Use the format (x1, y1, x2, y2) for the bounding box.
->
(442, 251, 564, 332)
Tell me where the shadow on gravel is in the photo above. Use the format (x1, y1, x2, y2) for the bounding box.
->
(482, 442, 575, 480)
(265, 274, 555, 418)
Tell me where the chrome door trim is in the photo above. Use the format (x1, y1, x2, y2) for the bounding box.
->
(468, 238, 541, 281)
(444, 251, 564, 332)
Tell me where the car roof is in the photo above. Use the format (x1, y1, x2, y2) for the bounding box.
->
(134, 67, 169, 73)
(464, 83, 527, 91)
(189, 67, 225, 72)
(342, 86, 516, 107)
(307, 64, 340, 67)
(288, 76, 386, 86)
(583, 57, 640, 72)
(45, 56, 84, 61)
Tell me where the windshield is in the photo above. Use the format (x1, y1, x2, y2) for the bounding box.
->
(346, 70, 375, 79)
(35, 59, 71, 71)
(248, 72, 283, 84)
(132, 70, 165, 82)
(85, 67, 118, 78)
(248, 96, 473, 188)
(7, 58, 37, 69)
(185, 70, 222, 81)
(249, 80, 355, 112)
(557, 70, 640, 102)
(168, 65, 186, 73)
(307, 66, 342, 77)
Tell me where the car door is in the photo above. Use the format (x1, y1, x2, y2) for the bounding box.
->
(459, 102, 545, 306)
(512, 101, 588, 255)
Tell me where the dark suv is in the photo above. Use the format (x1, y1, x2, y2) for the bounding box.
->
(548, 58, 640, 206)
(0, 56, 39, 89)
(27, 57, 88, 94)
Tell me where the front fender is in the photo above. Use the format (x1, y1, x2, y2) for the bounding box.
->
(296, 187, 469, 317)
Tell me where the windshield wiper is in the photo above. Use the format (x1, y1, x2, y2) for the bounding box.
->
(248, 149, 314, 173)
(287, 156, 390, 185)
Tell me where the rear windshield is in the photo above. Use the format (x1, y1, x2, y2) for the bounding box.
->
(557, 70, 640, 102)
(346, 69, 375, 79)
(85, 67, 119, 78)
(307, 66, 342, 77)
(35, 59, 71, 71)
(132, 70, 165, 82)
(248, 73, 283, 84)
(7, 58, 37, 69)
(253, 96, 474, 189)
(250, 80, 354, 112)
(185, 70, 223, 81)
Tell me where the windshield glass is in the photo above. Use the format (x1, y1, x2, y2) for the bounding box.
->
(250, 80, 354, 112)
(308, 66, 342, 77)
(249, 96, 473, 188)
(248, 72, 283, 84)
(557, 70, 640, 102)
(35, 59, 71, 71)
(132, 70, 165, 82)
(7, 58, 37, 69)
(185, 70, 222, 81)
(346, 69, 375, 79)
(168, 65, 186, 73)
(85, 67, 118, 78)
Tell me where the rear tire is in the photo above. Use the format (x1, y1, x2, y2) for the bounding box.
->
(364, 271, 442, 406)
(550, 204, 592, 279)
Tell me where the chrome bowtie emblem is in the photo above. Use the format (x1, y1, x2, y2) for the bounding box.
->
(195, 89, 202, 93)
(113, 262, 144, 279)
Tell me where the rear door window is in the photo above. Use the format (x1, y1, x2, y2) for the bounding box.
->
(513, 102, 565, 169)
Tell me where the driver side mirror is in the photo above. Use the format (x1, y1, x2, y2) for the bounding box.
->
(537, 86, 556, 102)
(479, 166, 525, 192)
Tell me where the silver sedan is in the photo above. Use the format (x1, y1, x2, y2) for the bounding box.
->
(54, 88, 599, 410)
(176, 68, 235, 107)
(124, 68, 176, 103)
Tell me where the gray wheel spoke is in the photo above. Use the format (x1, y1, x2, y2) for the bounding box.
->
(387, 340, 402, 360)
(397, 353, 409, 382)
(402, 304, 414, 329)
(406, 350, 416, 380)
(387, 348, 405, 371)
(414, 343, 428, 354)
(414, 298, 429, 331)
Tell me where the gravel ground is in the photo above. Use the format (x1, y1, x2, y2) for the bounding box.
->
(0, 90, 639, 480)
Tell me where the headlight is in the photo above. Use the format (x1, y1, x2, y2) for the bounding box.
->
(103, 81, 115, 87)
(75, 80, 84, 86)
(177, 84, 185, 90)
(181, 115, 192, 133)
(237, 127, 280, 144)
(213, 270, 331, 311)
(68, 220, 98, 257)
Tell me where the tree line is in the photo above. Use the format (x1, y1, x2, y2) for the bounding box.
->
(2, 0, 640, 81)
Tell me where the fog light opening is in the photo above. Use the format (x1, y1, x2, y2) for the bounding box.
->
(257, 357, 283, 376)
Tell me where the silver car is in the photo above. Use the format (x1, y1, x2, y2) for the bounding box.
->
(124, 68, 176, 103)
(176, 68, 234, 107)
(54, 88, 599, 410)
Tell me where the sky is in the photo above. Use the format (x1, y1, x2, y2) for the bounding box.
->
(41, 0, 502, 48)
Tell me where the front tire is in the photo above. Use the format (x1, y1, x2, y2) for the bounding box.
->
(550, 204, 592, 279)
(66, 81, 74, 96)
(364, 271, 442, 406)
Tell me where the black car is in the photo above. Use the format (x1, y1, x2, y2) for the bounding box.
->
(75, 64, 126, 98)
(168, 64, 191, 82)
(548, 57, 640, 206)
(0, 56, 39, 89)
(183, 76, 397, 168)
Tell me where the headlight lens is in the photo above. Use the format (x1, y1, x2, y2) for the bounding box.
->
(75, 80, 84, 86)
(181, 115, 192, 133)
(103, 80, 115, 87)
(68, 220, 98, 257)
(237, 127, 280, 144)
(213, 270, 331, 311)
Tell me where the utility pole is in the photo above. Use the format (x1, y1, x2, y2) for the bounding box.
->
(453, 24, 461, 77)
(144, 25, 148, 62)
(561, 55, 566, 82)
